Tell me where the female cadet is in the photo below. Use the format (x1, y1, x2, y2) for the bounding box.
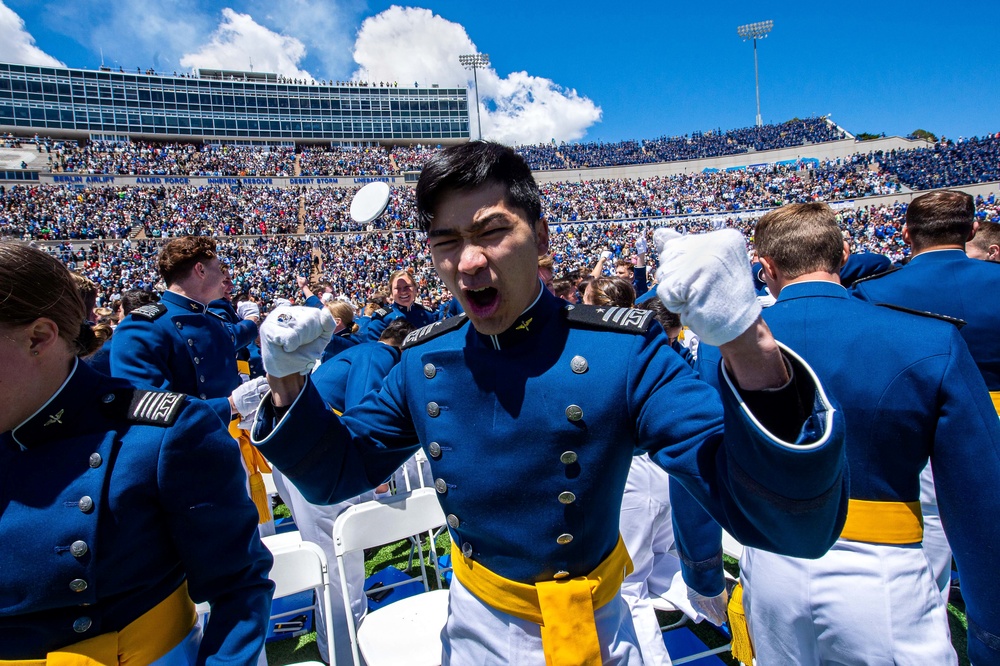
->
(0, 242, 273, 663)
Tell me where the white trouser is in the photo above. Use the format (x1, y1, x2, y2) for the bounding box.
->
(442, 575, 644, 665)
(620, 454, 704, 665)
(740, 540, 956, 666)
(920, 461, 953, 604)
(272, 470, 369, 665)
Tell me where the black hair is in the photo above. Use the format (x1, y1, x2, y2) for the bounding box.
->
(379, 318, 416, 347)
(415, 141, 542, 232)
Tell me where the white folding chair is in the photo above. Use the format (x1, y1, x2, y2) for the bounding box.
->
(333, 487, 450, 666)
(263, 536, 336, 665)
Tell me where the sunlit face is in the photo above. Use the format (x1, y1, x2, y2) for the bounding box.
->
(391, 275, 415, 307)
(615, 263, 633, 280)
(538, 266, 554, 294)
(582, 283, 599, 306)
(199, 257, 227, 303)
(427, 183, 549, 335)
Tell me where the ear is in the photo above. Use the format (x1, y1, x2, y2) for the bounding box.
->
(757, 256, 779, 282)
(989, 245, 1000, 261)
(901, 224, 912, 246)
(27, 318, 62, 356)
(840, 241, 851, 269)
(968, 220, 980, 243)
(535, 218, 550, 256)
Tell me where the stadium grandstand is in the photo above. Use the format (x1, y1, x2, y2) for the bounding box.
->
(0, 61, 998, 318)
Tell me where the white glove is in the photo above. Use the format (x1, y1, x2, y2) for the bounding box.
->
(600, 250, 614, 261)
(688, 587, 729, 627)
(237, 300, 260, 320)
(635, 236, 648, 255)
(260, 305, 335, 377)
(230, 376, 270, 428)
(653, 228, 761, 346)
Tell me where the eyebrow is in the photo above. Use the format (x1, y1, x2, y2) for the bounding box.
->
(427, 212, 510, 239)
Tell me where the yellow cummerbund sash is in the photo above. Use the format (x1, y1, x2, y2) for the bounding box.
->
(451, 535, 633, 666)
(1, 582, 197, 666)
(991, 391, 1000, 417)
(840, 499, 923, 545)
(236, 360, 251, 376)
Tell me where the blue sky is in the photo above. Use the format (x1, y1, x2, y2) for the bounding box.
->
(1, 0, 996, 144)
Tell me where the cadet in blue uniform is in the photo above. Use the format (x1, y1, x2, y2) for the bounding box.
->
(852, 189, 1000, 614)
(253, 143, 847, 665)
(675, 203, 1000, 666)
(319, 300, 363, 364)
(0, 242, 273, 664)
(363, 269, 437, 342)
(110, 236, 240, 424)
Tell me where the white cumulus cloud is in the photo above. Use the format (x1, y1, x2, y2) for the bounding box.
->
(0, 1, 63, 67)
(350, 6, 601, 145)
(180, 8, 313, 80)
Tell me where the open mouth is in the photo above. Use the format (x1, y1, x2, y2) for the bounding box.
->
(464, 286, 499, 312)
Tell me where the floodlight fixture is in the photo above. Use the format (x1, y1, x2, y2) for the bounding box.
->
(736, 20, 773, 127)
(459, 53, 490, 140)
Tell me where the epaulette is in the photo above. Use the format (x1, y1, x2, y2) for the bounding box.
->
(372, 307, 390, 319)
(130, 303, 168, 321)
(851, 266, 900, 286)
(207, 310, 227, 322)
(128, 390, 187, 426)
(564, 304, 654, 334)
(401, 313, 469, 350)
(875, 303, 967, 329)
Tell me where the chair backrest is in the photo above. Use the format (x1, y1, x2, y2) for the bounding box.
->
(333, 487, 446, 557)
(263, 537, 336, 663)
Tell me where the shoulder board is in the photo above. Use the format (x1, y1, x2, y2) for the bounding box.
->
(372, 308, 390, 319)
(851, 266, 900, 286)
(130, 303, 167, 321)
(564, 304, 654, 334)
(207, 310, 227, 321)
(127, 390, 187, 426)
(874, 303, 967, 329)
(401, 313, 469, 350)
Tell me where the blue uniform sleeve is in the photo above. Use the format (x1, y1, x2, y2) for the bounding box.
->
(633, 266, 648, 299)
(227, 318, 258, 352)
(670, 481, 725, 596)
(304, 295, 323, 309)
(928, 329, 1000, 665)
(252, 367, 419, 504)
(365, 315, 388, 343)
(158, 401, 274, 665)
(109, 318, 175, 391)
(633, 331, 847, 558)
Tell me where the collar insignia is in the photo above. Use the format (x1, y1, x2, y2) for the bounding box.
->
(44, 409, 65, 427)
(516, 317, 533, 332)
(190, 303, 200, 311)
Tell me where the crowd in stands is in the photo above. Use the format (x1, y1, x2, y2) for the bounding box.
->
(36, 192, 999, 318)
(858, 135, 1000, 191)
(298, 146, 394, 176)
(52, 141, 296, 176)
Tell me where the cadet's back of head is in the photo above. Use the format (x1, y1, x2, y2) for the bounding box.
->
(904, 190, 975, 251)
(754, 203, 844, 278)
(379, 318, 415, 347)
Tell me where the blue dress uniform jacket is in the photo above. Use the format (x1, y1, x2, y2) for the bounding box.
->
(313, 342, 401, 411)
(676, 281, 1000, 665)
(208, 299, 259, 352)
(110, 290, 240, 424)
(363, 302, 437, 342)
(254, 287, 847, 585)
(320, 329, 362, 364)
(852, 248, 1000, 390)
(0, 361, 273, 663)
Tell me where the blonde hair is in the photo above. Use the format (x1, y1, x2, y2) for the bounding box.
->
(326, 300, 359, 334)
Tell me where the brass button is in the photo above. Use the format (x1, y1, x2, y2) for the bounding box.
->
(78, 496, 94, 513)
(560, 451, 578, 465)
(553, 570, 571, 579)
(447, 514, 460, 528)
(428, 442, 442, 459)
(70, 540, 89, 558)
(556, 533, 574, 545)
(101, 393, 115, 404)
(434, 478, 448, 494)
(193, 357, 200, 365)
(423, 363, 436, 379)
(88, 453, 102, 468)
(199, 393, 207, 399)
(427, 402, 440, 417)
(558, 491, 576, 505)
(199, 375, 206, 383)
(187, 338, 194, 346)
(461, 542, 473, 558)
(175, 322, 183, 330)
(69, 578, 88, 593)
(565, 405, 583, 422)
(73, 617, 92, 633)
(570, 356, 589, 374)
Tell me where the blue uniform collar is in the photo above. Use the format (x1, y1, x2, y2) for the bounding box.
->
(162, 289, 207, 313)
(8, 359, 115, 451)
(775, 280, 850, 302)
(907, 248, 968, 265)
(477, 282, 558, 351)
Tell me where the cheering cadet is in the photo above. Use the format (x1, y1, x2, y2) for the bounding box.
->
(363, 269, 437, 342)
(0, 242, 273, 663)
(251, 142, 848, 665)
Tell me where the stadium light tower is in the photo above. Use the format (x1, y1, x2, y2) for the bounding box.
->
(459, 53, 490, 140)
(736, 20, 773, 127)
